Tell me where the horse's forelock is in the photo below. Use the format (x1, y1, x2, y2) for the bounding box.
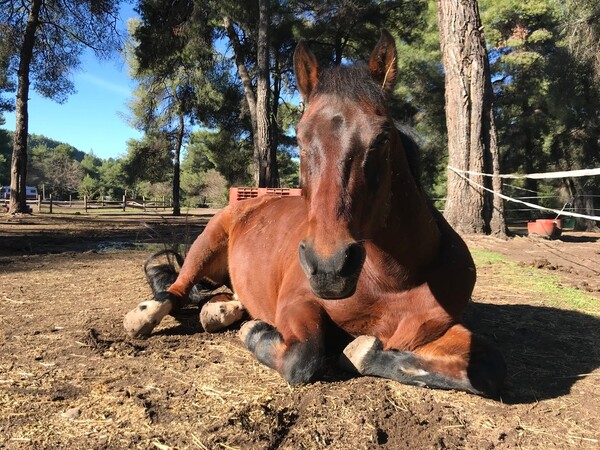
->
(312, 64, 386, 108)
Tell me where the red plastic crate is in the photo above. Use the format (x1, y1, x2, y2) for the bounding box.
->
(229, 187, 303, 205)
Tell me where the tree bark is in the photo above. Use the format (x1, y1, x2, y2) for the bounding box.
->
(567, 178, 598, 231)
(256, 0, 278, 187)
(484, 53, 507, 235)
(224, 7, 279, 188)
(437, 0, 506, 235)
(172, 112, 184, 216)
(224, 16, 257, 135)
(9, 0, 42, 214)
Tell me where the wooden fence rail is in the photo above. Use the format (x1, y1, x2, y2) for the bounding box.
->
(36, 195, 173, 213)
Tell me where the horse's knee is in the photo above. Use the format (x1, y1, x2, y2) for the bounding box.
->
(240, 320, 324, 385)
(467, 337, 506, 397)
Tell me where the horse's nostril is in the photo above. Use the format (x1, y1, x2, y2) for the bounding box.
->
(339, 243, 366, 277)
(298, 241, 318, 275)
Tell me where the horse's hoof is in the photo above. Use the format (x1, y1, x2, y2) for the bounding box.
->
(200, 300, 246, 332)
(339, 335, 382, 374)
(123, 299, 170, 339)
(239, 320, 265, 344)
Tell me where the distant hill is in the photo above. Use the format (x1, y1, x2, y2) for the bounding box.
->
(2, 131, 85, 161)
(0, 132, 86, 185)
(27, 134, 86, 162)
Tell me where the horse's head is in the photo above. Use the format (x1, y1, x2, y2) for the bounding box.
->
(294, 31, 399, 299)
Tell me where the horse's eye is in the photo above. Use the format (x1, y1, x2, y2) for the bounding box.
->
(363, 149, 382, 191)
(370, 134, 389, 151)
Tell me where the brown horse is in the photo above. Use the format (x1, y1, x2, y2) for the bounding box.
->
(124, 31, 506, 397)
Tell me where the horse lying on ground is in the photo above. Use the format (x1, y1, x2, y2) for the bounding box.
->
(124, 31, 506, 397)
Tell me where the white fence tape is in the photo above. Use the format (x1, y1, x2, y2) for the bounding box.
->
(448, 166, 600, 180)
(447, 166, 600, 221)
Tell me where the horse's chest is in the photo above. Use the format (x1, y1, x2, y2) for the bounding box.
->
(321, 281, 446, 342)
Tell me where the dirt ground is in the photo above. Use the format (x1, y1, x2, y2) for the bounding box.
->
(0, 213, 599, 449)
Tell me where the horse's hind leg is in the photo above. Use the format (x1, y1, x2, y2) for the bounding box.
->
(124, 210, 231, 338)
(239, 300, 326, 385)
(340, 324, 506, 397)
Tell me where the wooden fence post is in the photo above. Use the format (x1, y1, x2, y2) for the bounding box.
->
(143, 196, 146, 212)
(49, 195, 53, 214)
(37, 195, 41, 213)
(84, 195, 88, 213)
(69, 194, 72, 207)
(122, 195, 126, 212)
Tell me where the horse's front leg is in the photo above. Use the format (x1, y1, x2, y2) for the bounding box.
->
(240, 300, 326, 385)
(341, 324, 506, 397)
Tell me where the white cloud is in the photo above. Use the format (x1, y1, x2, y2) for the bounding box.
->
(77, 73, 131, 97)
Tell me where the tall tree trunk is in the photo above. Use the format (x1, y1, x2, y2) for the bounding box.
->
(255, 0, 278, 187)
(566, 178, 597, 231)
(224, 16, 257, 136)
(484, 54, 507, 235)
(271, 51, 282, 186)
(437, 0, 506, 235)
(9, 0, 42, 214)
(172, 112, 184, 216)
(224, 6, 279, 188)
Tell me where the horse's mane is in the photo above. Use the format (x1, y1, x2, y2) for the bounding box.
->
(395, 122, 422, 186)
(312, 63, 386, 108)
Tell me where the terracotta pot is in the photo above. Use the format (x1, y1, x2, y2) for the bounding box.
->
(527, 219, 562, 238)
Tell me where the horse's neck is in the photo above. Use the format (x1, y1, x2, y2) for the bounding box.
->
(377, 149, 441, 269)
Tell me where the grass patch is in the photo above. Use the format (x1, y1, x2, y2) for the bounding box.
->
(470, 248, 599, 315)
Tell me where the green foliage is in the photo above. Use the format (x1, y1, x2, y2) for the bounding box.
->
(1, 0, 122, 104)
(98, 158, 128, 198)
(26, 134, 86, 161)
(80, 152, 103, 178)
(278, 151, 299, 188)
(78, 174, 101, 199)
(0, 116, 11, 185)
(122, 136, 173, 185)
(475, 0, 600, 227)
(184, 130, 252, 187)
(181, 168, 228, 208)
(29, 144, 84, 199)
(389, 1, 447, 197)
(562, 0, 600, 81)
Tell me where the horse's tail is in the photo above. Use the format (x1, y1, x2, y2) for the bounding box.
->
(143, 249, 215, 307)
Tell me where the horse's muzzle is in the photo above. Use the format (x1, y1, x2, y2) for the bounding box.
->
(298, 241, 366, 299)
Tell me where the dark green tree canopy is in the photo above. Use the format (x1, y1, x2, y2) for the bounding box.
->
(1, 0, 122, 104)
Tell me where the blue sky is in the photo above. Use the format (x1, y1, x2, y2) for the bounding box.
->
(2, 5, 141, 160)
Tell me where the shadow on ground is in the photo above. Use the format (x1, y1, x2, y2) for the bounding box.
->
(464, 302, 600, 404)
(143, 299, 600, 405)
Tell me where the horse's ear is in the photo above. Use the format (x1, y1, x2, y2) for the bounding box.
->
(294, 40, 320, 101)
(368, 30, 398, 95)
